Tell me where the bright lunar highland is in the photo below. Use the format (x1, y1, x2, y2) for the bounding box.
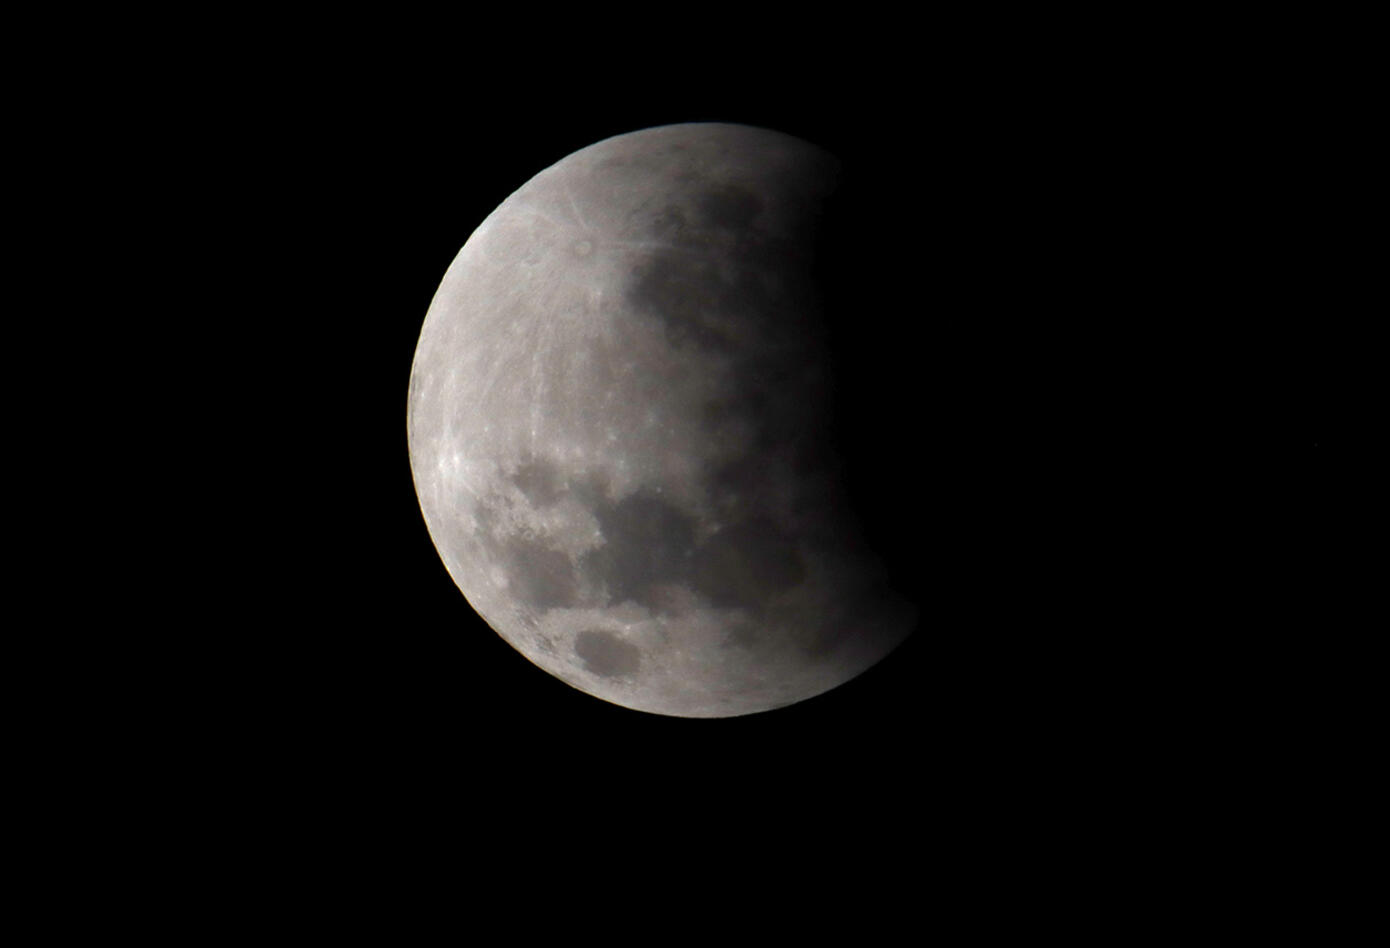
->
(408, 123, 914, 717)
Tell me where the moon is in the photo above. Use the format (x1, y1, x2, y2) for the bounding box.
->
(408, 123, 914, 717)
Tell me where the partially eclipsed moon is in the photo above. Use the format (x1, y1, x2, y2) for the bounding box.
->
(408, 123, 914, 717)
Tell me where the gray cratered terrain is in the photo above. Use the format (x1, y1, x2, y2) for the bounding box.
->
(408, 123, 914, 717)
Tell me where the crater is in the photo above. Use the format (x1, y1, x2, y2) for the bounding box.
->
(574, 629, 642, 678)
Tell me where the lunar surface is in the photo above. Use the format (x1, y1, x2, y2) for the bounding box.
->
(408, 123, 914, 717)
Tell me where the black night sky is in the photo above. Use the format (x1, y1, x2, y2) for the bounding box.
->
(226, 56, 947, 829)
(149, 24, 1361, 880)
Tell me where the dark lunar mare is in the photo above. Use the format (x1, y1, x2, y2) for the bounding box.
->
(582, 490, 697, 611)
